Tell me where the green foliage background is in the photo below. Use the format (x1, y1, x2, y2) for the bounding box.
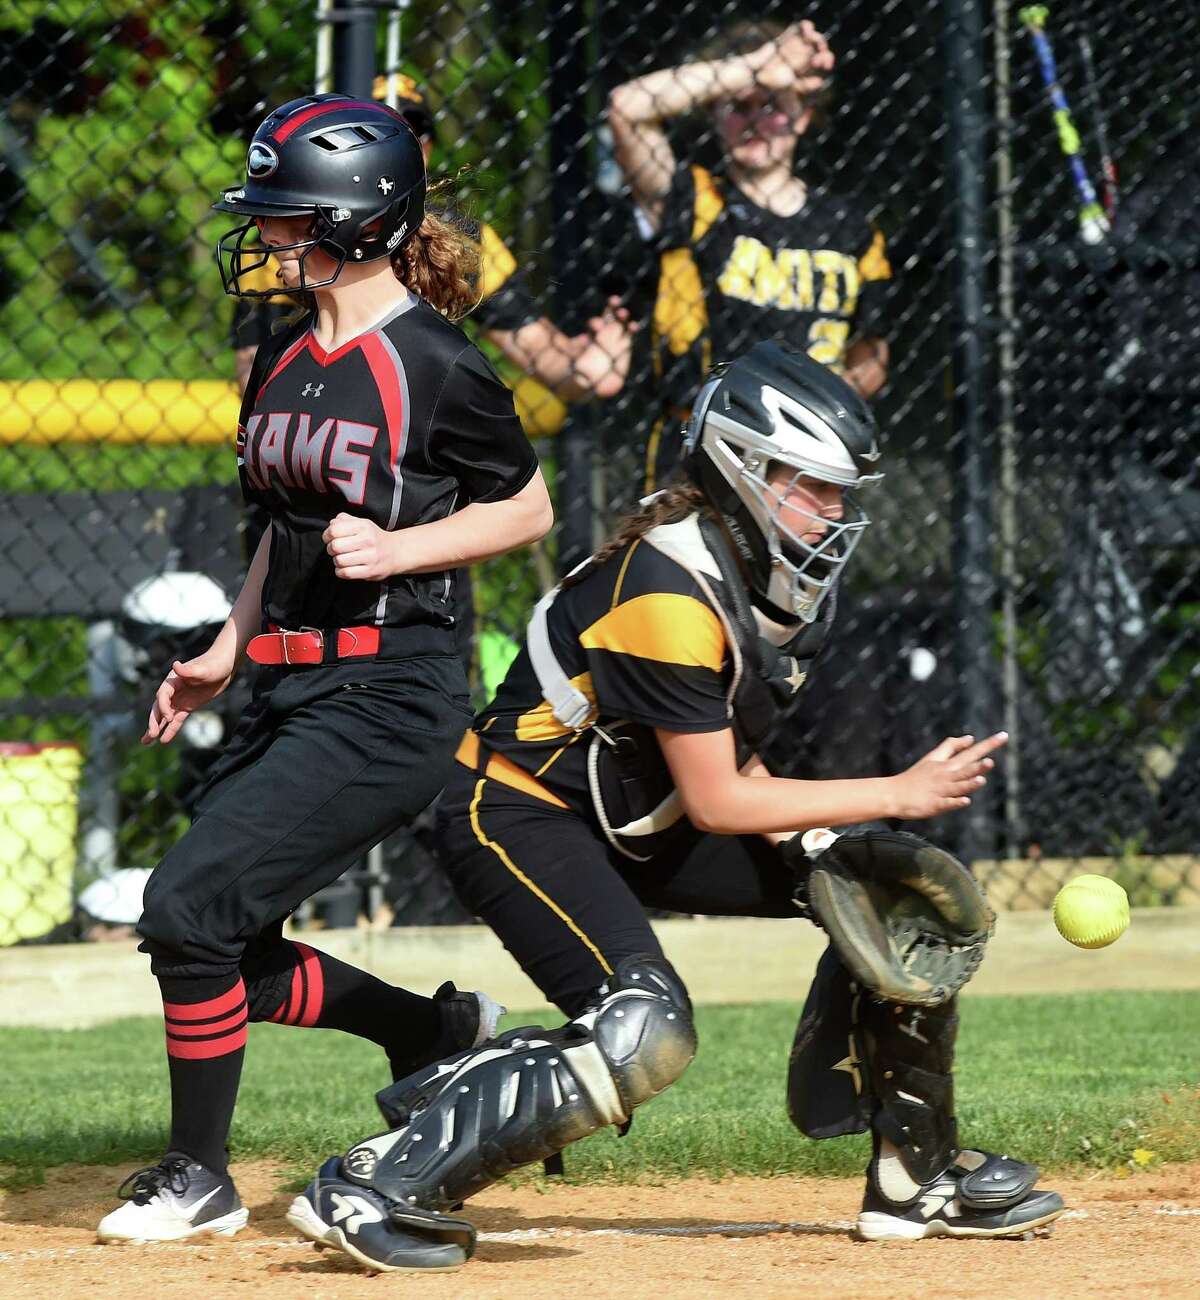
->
(1, 993, 1197, 1184)
(0, 1, 554, 873)
(0, 1, 552, 382)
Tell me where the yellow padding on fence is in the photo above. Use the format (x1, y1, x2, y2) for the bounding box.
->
(0, 380, 240, 446)
(0, 743, 83, 946)
(0, 377, 563, 444)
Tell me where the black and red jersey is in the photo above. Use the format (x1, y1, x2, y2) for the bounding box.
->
(238, 294, 538, 654)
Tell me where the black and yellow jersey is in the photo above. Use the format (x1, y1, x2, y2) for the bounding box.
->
(471, 519, 736, 815)
(644, 163, 892, 489)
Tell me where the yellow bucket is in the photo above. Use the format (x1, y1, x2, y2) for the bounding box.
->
(0, 743, 84, 945)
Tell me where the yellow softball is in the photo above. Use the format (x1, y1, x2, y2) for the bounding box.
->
(1052, 874, 1130, 949)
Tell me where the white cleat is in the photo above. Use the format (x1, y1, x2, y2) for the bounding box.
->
(97, 1154, 248, 1243)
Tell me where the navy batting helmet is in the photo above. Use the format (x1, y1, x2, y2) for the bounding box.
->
(214, 93, 426, 296)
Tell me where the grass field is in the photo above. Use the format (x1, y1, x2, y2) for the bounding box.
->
(1, 991, 1196, 1191)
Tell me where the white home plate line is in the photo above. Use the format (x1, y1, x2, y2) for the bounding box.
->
(0, 1203, 1155, 1265)
(0, 1219, 852, 1263)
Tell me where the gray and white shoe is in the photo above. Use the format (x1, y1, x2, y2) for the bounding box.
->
(286, 1155, 474, 1272)
(857, 1150, 1065, 1241)
(97, 1154, 248, 1243)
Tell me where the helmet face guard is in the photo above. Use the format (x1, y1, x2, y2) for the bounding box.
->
(214, 210, 348, 297)
(723, 445, 871, 621)
(686, 343, 883, 623)
(212, 94, 426, 298)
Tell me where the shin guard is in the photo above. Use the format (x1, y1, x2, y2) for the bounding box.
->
(341, 956, 696, 1211)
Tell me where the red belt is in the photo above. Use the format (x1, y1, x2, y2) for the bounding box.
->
(246, 624, 381, 666)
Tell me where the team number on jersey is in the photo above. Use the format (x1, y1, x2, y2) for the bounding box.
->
(240, 412, 380, 505)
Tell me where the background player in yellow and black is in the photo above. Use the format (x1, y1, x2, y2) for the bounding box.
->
(609, 20, 891, 490)
(95, 93, 550, 1264)
(285, 345, 1063, 1273)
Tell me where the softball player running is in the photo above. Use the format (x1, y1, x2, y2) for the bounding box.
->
(286, 344, 1064, 1271)
(96, 92, 551, 1246)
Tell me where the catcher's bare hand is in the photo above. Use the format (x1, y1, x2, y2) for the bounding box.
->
(889, 731, 1008, 819)
(143, 650, 234, 746)
(323, 512, 397, 581)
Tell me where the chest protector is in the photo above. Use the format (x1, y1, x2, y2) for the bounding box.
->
(526, 513, 834, 860)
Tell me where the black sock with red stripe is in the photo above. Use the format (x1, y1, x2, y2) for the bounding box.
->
(244, 941, 441, 1077)
(158, 973, 247, 1175)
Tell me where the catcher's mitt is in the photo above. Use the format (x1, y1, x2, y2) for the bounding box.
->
(800, 829, 995, 1007)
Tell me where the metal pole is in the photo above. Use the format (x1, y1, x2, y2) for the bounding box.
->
(549, 0, 595, 574)
(315, 0, 334, 93)
(945, 0, 998, 864)
(322, 0, 383, 918)
(994, 0, 1022, 860)
(330, 0, 378, 98)
(382, 4, 404, 105)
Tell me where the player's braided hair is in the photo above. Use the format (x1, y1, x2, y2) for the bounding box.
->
(390, 175, 481, 321)
(560, 478, 710, 591)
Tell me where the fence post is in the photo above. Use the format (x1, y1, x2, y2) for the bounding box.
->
(944, 0, 999, 863)
(330, 0, 378, 98)
(549, 0, 595, 574)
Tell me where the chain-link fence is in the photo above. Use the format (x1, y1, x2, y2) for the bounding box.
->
(1, 0, 1198, 942)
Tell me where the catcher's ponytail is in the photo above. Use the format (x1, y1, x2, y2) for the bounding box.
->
(560, 479, 710, 591)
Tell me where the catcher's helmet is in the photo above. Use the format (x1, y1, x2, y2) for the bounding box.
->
(685, 341, 883, 622)
(214, 93, 426, 297)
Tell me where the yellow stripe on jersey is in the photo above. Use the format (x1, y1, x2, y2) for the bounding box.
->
(478, 222, 518, 300)
(610, 539, 641, 608)
(651, 165, 724, 362)
(690, 165, 724, 243)
(654, 248, 709, 359)
(515, 671, 597, 741)
(579, 593, 726, 671)
(455, 730, 568, 807)
(858, 228, 892, 282)
(469, 779, 613, 977)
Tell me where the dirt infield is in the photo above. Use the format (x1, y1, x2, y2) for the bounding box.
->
(2, 1162, 1198, 1298)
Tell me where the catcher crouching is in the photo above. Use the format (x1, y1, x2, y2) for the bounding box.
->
(285, 344, 1065, 1270)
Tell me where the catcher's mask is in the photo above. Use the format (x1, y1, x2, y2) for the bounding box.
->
(685, 341, 883, 622)
(213, 93, 426, 297)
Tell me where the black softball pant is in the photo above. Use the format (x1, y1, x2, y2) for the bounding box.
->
(138, 655, 473, 979)
(434, 760, 798, 1018)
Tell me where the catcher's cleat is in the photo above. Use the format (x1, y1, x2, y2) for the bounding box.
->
(97, 1153, 248, 1243)
(286, 1156, 476, 1273)
(388, 983, 506, 1082)
(856, 1149, 1065, 1241)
